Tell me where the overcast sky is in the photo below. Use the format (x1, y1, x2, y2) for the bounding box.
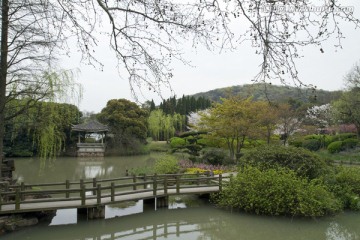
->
(60, 1, 360, 113)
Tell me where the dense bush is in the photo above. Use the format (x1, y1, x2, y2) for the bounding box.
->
(342, 138, 359, 149)
(327, 141, 344, 154)
(302, 139, 321, 151)
(240, 145, 328, 179)
(290, 134, 334, 150)
(170, 137, 186, 149)
(304, 134, 333, 148)
(154, 154, 179, 174)
(214, 166, 341, 217)
(288, 139, 303, 148)
(328, 167, 360, 210)
(201, 148, 231, 165)
(332, 133, 357, 141)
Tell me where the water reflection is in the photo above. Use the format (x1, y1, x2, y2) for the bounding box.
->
(13, 154, 159, 183)
(106, 201, 143, 219)
(76, 158, 114, 179)
(3, 207, 360, 240)
(326, 222, 359, 240)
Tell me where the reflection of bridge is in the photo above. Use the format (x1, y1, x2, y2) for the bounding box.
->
(0, 173, 226, 219)
(9, 207, 218, 240)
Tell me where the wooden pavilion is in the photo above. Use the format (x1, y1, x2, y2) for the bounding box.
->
(72, 120, 109, 157)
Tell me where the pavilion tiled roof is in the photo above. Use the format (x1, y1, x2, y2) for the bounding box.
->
(72, 120, 109, 132)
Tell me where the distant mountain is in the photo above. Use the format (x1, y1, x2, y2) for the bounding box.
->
(191, 83, 342, 105)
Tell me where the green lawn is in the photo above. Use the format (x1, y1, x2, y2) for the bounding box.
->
(145, 140, 171, 152)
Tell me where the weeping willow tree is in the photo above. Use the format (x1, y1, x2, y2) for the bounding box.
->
(4, 70, 82, 168)
(35, 71, 81, 161)
(148, 109, 186, 141)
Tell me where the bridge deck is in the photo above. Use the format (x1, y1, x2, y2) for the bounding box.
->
(0, 173, 225, 215)
(0, 186, 219, 214)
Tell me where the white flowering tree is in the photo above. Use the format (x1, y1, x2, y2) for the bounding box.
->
(306, 104, 334, 131)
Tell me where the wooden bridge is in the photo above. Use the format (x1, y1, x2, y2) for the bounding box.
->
(0, 173, 227, 219)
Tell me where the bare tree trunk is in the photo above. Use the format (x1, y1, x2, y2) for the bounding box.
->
(0, 0, 9, 175)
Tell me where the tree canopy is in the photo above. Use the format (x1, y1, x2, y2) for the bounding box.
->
(4, 100, 81, 159)
(333, 63, 360, 136)
(97, 99, 148, 152)
(148, 109, 186, 141)
(198, 97, 269, 159)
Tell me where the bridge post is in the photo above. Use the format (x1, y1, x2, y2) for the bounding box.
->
(219, 174, 222, 191)
(15, 188, 20, 210)
(80, 179, 85, 206)
(143, 175, 147, 189)
(133, 175, 137, 190)
(87, 205, 105, 219)
(66, 180, 70, 198)
(97, 184, 101, 204)
(196, 171, 200, 185)
(153, 174, 157, 196)
(92, 178, 97, 195)
(206, 171, 210, 185)
(164, 176, 168, 194)
(176, 176, 180, 194)
(20, 182, 25, 201)
(156, 196, 168, 208)
(111, 182, 115, 201)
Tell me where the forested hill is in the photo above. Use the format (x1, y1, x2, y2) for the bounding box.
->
(191, 83, 342, 105)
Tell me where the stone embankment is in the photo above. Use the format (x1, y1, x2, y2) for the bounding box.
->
(0, 211, 55, 235)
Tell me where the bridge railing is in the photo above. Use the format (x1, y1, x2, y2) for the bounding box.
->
(0, 173, 228, 212)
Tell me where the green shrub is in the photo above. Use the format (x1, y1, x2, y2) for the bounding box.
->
(240, 145, 328, 180)
(304, 134, 333, 147)
(146, 141, 170, 152)
(327, 141, 344, 154)
(302, 139, 321, 151)
(332, 133, 357, 141)
(170, 137, 186, 149)
(195, 136, 228, 148)
(8, 147, 33, 157)
(201, 148, 230, 165)
(184, 135, 197, 144)
(324, 135, 334, 147)
(214, 166, 341, 217)
(154, 154, 179, 174)
(243, 139, 266, 148)
(304, 134, 321, 141)
(289, 139, 303, 148)
(328, 167, 360, 210)
(342, 138, 359, 149)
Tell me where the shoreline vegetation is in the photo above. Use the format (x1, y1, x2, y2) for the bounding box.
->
(131, 141, 360, 218)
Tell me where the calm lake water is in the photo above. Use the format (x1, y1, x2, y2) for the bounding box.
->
(1, 155, 359, 240)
